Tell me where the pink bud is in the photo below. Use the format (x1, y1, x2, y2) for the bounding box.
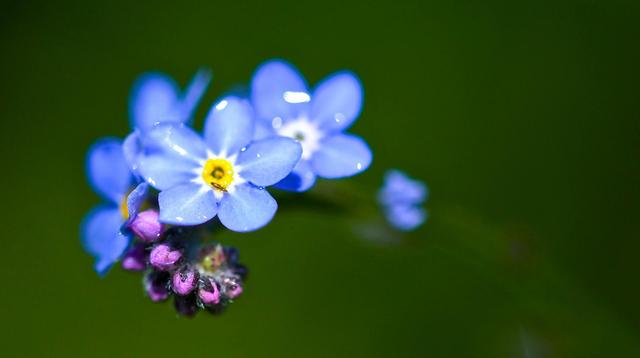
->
(149, 244, 182, 271)
(172, 266, 199, 296)
(129, 210, 164, 242)
(198, 278, 220, 305)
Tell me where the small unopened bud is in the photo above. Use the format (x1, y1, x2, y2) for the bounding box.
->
(224, 247, 239, 265)
(121, 243, 147, 271)
(150, 244, 182, 271)
(222, 276, 243, 299)
(145, 271, 169, 302)
(129, 210, 163, 242)
(198, 277, 220, 305)
(172, 266, 199, 296)
(232, 264, 248, 280)
(174, 294, 198, 317)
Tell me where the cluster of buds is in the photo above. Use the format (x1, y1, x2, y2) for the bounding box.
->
(122, 211, 246, 316)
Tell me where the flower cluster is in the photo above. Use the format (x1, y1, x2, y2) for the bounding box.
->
(81, 60, 378, 316)
(378, 170, 428, 231)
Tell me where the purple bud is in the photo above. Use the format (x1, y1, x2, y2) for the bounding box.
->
(129, 210, 164, 242)
(145, 272, 169, 302)
(198, 278, 220, 306)
(121, 243, 147, 271)
(222, 276, 243, 299)
(172, 266, 199, 296)
(174, 294, 198, 317)
(149, 244, 182, 271)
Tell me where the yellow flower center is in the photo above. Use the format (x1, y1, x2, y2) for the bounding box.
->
(120, 197, 129, 220)
(202, 158, 234, 191)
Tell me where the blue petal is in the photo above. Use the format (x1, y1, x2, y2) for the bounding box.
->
(142, 124, 208, 162)
(310, 71, 363, 133)
(126, 182, 149, 220)
(218, 184, 277, 232)
(137, 152, 199, 191)
(81, 205, 131, 275)
(311, 134, 372, 178)
(86, 138, 133, 203)
(236, 137, 302, 187)
(122, 131, 144, 174)
(274, 159, 316, 192)
(179, 68, 212, 123)
(385, 204, 427, 231)
(129, 73, 181, 133)
(158, 183, 218, 225)
(251, 59, 310, 123)
(204, 97, 254, 156)
(378, 170, 428, 207)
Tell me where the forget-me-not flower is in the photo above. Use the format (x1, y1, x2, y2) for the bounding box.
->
(136, 96, 302, 232)
(81, 138, 149, 275)
(378, 170, 428, 231)
(250, 59, 372, 192)
(124, 69, 212, 170)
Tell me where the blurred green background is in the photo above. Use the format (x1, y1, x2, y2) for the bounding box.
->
(1, 0, 639, 356)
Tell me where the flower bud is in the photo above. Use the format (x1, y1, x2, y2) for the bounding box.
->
(222, 276, 243, 299)
(172, 266, 199, 296)
(232, 264, 248, 280)
(129, 210, 163, 242)
(174, 294, 198, 317)
(224, 247, 239, 265)
(145, 271, 169, 302)
(198, 277, 220, 306)
(150, 244, 182, 271)
(121, 243, 146, 271)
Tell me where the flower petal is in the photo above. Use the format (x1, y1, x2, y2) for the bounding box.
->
(81, 205, 131, 276)
(378, 170, 428, 207)
(236, 137, 302, 187)
(385, 205, 427, 231)
(86, 138, 133, 203)
(142, 124, 208, 162)
(251, 59, 309, 123)
(218, 184, 277, 232)
(204, 97, 254, 156)
(137, 153, 200, 191)
(310, 71, 363, 133)
(136, 125, 206, 190)
(274, 160, 316, 192)
(158, 183, 218, 226)
(122, 131, 142, 173)
(129, 73, 181, 133)
(179, 68, 212, 122)
(126, 182, 149, 220)
(311, 134, 372, 178)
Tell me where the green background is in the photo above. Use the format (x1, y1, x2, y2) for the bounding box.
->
(1, 0, 639, 356)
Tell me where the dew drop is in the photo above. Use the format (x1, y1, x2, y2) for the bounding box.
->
(334, 113, 345, 124)
(272, 117, 283, 129)
(356, 162, 362, 170)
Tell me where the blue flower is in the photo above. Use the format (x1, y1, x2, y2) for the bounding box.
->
(378, 170, 428, 231)
(81, 138, 149, 275)
(250, 59, 372, 192)
(136, 96, 302, 232)
(124, 69, 212, 171)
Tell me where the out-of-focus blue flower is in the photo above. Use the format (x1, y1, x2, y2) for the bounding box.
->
(124, 69, 212, 171)
(250, 59, 372, 192)
(81, 138, 149, 275)
(378, 170, 428, 231)
(136, 96, 302, 232)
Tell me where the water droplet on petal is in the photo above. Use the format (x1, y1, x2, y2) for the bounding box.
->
(215, 100, 228, 110)
(272, 117, 283, 129)
(334, 113, 345, 123)
(356, 163, 362, 170)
